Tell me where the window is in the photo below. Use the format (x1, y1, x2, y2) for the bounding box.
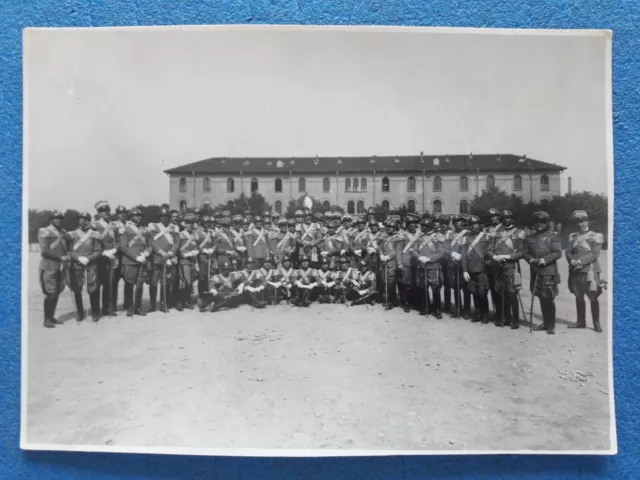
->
(540, 175, 549, 191)
(203, 177, 211, 193)
(179, 177, 187, 193)
(226, 178, 235, 193)
(345, 178, 351, 192)
(381, 177, 390, 192)
(433, 199, 442, 213)
(407, 176, 416, 192)
(514, 174, 523, 191)
(460, 176, 469, 192)
(203, 200, 211, 210)
(323, 200, 331, 210)
(361, 178, 367, 192)
(381, 200, 390, 211)
(357, 200, 365, 214)
(353, 178, 359, 192)
(251, 178, 258, 192)
(459, 199, 469, 214)
(298, 177, 306, 193)
(347, 200, 355, 214)
(179, 200, 187, 212)
(275, 177, 283, 193)
(486, 175, 495, 190)
(433, 176, 442, 192)
(323, 177, 330, 192)
(275, 200, 282, 214)
(407, 199, 416, 212)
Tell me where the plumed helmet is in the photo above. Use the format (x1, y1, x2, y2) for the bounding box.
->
(115, 205, 127, 215)
(532, 210, 551, 222)
(571, 210, 589, 222)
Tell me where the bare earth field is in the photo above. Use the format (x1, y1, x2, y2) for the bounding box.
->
(25, 252, 612, 452)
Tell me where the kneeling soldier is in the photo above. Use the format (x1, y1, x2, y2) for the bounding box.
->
(315, 257, 335, 303)
(461, 215, 491, 323)
(38, 210, 68, 328)
(413, 217, 445, 318)
(119, 208, 151, 317)
(566, 210, 604, 333)
(237, 258, 268, 308)
(273, 256, 296, 304)
(348, 259, 378, 306)
(208, 261, 243, 312)
(294, 254, 317, 307)
(260, 257, 278, 305)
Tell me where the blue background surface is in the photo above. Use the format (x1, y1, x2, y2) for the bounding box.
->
(1, 1, 638, 478)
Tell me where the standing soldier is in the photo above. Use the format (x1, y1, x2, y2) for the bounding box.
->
(215, 216, 238, 271)
(111, 205, 128, 312)
(229, 214, 247, 269)
(66, 212, 103, 322)
(319, 220, 349, 268)
(93, 200, 119, 317)
(444, 215, 470, 319)
(294, 209, 305, 232)
(38, 210, 68, 328)
(119, 208, 151, 317)
(147, 207, 180, 312)
(365, 219, 383, 300)
(298, 210, 321, 267)
(524, 210, 562, 334)
(246, 215, 270, 268)
(487, 210, 525, 328)
(413, 217, 445, 318)
(176, 214, 199, 310)
(349, 216, 368, 267)
(484, 207, 503, 318)
(269, 219, 296, 266)
(396, 212, 421, 313)
(195, 215, 216, 312)
(461, 215, 492, 323)
(168, 209, 182, 308)
(566, 210, 604, 333)
(378, 217, 401, 310)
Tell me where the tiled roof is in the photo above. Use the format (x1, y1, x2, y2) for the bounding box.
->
(164, 154, 565, 175)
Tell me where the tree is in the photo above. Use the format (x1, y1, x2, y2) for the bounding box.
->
(28, 209, 52, 243)
(213, 191, 272, 215)
(131, 204, 161, 227)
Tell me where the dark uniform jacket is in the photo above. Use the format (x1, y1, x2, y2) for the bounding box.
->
(412, 231, 445, 271)
(566, 230, 603, 274)
(38, 224, 68, 271)
(396, 230, 421, 267)
(67, 227, 103, 266)
(246, 228, 270, 260)
(147, 222, 180, 265)
(348, 228, 369, 255)
(523, 230, 562, 277)
(444, 229, 468, 262)
(93, 218, 119, 253)
(487, 226, 525, 270)
(378, 232, 400, 269)
(178, 229, 199, 265)
(119, 222, 152, 265)
(268, 231, 296, 260)
(461, 230, 491, 274)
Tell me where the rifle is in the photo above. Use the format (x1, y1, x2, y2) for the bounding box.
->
(352, 290, 376, 306)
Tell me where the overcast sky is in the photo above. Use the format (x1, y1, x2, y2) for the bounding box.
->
(25, 26, 610, 212)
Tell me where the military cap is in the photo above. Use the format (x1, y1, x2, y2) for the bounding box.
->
(367, 207, 376, 214)
(532, 210, 551, 222)
(299, 254, 310, 262)
(286, 218, 296, 226)
(219, 217, 231, 226)
(94, 200, 110, 212)
(420, 217, 434, 228)
(571, 210, 589, 222)
(501, 209, 514, 219)
(231, 214, 242, 223)
(294, 209, 304, 217)
(158, 207, 171, 218)
(313, 212, 323, 221)
(115, 205, 127, 214)
(221, 210, 231, 218)
(355, 215, 366, 224)
(253, 215, 263, 223)
(339, 255, 349, 263)
(277, 219, 288, 227)
(384, 218, 398, 229)
(129, 207, 142, 217)
(50, 210, 64, 219)
(78, 211, 92, 221)
(405, 212, 420, 223)
(246, 257, 255, 264)
(487, 208, 500, 217)
(468, 215, 482, 224)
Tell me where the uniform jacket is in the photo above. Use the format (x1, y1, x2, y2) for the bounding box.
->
(92, 217, 119, 251)
(119, 222, 152, 265)
(178, 229, 200, 265)
(523, 230, 562, 277)
(228, 227, 246, 252)
(348, 228, 369, 254)
(215, 229, 237, 258)
(333, 267, 355, 286)
(396, 229, 421, 267)
(461, 230, 491, 274)
(318, 232, 349, 258)
(487, 226, 525, 270)
(365, 231, 383, 254)
(378, 232, 400, 268)
(294, 267, 317, 286)
(246, 228, 270, 260)
(194, 228, 216, 264)
(275, 267, 296, 286)
(238, 268, 266, 288)
(259, 267, 276, 284)
(314, 268, 335, 287)
(147, 222, 180, 265)
(297, 222, 321, 261)
(444, 229, 468, 261)
(210, 273, 239, 292)
(38, 224, 68, 271)
(352, 270, 377, 293)
(67, 227, 103, 266)
(268, 231, 296, 260)
(411, 231, 445, 270)
(566, 230, 603, 274)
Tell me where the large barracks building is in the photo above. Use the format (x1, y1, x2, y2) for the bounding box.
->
(165, 153, 565, 215)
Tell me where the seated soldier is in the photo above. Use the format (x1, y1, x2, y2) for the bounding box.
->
(207, 261, 243, 312)
(348, 259, 378, 306)
(260, 257, 279, 305)
(314, 257, 335, 303)
(273, 256, 296, 304)
(332, 255, 355, 304)
(293, 254, 317, 307)
(236, 258, 267, 309)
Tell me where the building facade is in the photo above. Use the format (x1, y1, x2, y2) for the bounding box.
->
(165, 154, 565, 215)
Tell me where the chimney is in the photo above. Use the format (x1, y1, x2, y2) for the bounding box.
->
(568, 176, 573, 194)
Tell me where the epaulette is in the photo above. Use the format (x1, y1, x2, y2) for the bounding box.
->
(37, 227, 50, 239)
(434, 232, 445, 242)
(516, 230, 526, 240)
(592, 232, 604, 244)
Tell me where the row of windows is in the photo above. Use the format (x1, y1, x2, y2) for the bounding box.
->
(179, 174, 551, 194)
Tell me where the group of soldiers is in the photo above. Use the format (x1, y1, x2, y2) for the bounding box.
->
(37, 200, 606, 335)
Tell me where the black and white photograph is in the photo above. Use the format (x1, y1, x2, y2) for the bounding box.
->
(22, 25, 614, 455)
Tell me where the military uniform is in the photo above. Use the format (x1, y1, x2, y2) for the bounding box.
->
(194, 220, 216, 309)
(38, 212, 68, 327)
(274, 259, 296, 304)
(229, 216, 247, 269)
(297, 221, 321, 267)
(378, 221, 401, 309)
(293, 256, 318, 306)
(523, 211, 562, 334)
(111, 205, 128, 311)
(237, 262, 268, 308)
(444, 220, 469, 318)
(412, 219, 445, 318)
(331, 258, 355, 304)
(176, 219, 200, 310)
(207, 264, 244, 312)
(314, 260, 335, 303)
(566, 210, 604, 332)
(268, 222, 296, 266)
(66, 212, 103, 321)
(396, 213, 421, 313)
(461, 216, 492, 323)
(318, 229, 349, 268)
(119, 211, 152, 317)
(245, 218, 270, 268)
(93, 201, 120, 316)
(483, 209, 503, 317)
(147, 210, 180, 312)
(348, 261, 377, 305)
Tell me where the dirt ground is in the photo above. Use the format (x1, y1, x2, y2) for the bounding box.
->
(25, 252, 612, 452)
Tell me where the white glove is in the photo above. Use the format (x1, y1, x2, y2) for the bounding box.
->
(359, 289, 368, 296)
(136, 255, 146, 263)
(355, 250, 362, 256)
(340, 249, 346, 255)
(367, 247, 375, 254)
(210, 288, 218, 296)
(321, 251, 328, 257)
(246, 286, 254, 293)
(418, 256, 428, 264)
(165, 259, 173, 266)
(451, 252, 461, 261)
(538, 258, 546, 266)
(463, 272, 471, 282)
(255, 285, 264, 292)
(78, 256, 89, 266)
(237, 246, 246, 252)
(236, 285, 244, 294)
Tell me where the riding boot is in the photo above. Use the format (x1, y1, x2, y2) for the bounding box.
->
(74, 292, 85, 321)
(398, 284, 410, 313)
(547, 301, 556, 334)
(149, 286, 158, 312)
(432, 287, 442, 319)
(417, 288, 428, 316)
(43, 298, 55, 328)
(511, 295, 520, 329)
(101, 282, 110, 316)
(443, 287, 451, 314)
(462, 290, 471, 319)
(160, 285, 170, 312)
(184, 286, 195, 309)
(89, 290, 101, 322)
(111, 276, 119, 313)
(125, 284, 135, 317)
(591, 299, 602, 332)
(134, 285, 147, 316)
(569, 298, 587, 328)
(480, 294, 490, 323)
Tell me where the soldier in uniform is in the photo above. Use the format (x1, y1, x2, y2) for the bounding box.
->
(349, 216, 368, 267)
(348, 259, 378, 306)
(378, 218, 401, 310)
(207, 261, 243, 312)
(293, 254, 317, 307)
(93, 200, 119, 317)
(195, 215, 216, 312)
(444, 215, 469, 318)
(259, 256, 278, 304)
(246, 215, 270, 268)
(298, 211, 321, 268)
(236, 258, 268, 308)
(176, 213, 199, 311)
(566, 210, 604, 333)
(66, 211, 103, 322)
(111, 205, 128, 312)
(314, 257, 335, 303)
(294, 209, 304, 232)
(396, 212, 421, 313)
(332, 255, 354, 303)
(524, 210, 562, 334)
(413, 217, 445, 318)
(461, 215, 492, 323)
(275, 256, 296, 303)
(484, 207, 503, 318)
(228, 214, 247, 269)
(38, 210, 68, 328)
(147, 207, 180, 312)
(487, 210, 525, 328)
(119, 208, 152, 317)
(318, 220, 349, 268)
(268, 219, 296, 267)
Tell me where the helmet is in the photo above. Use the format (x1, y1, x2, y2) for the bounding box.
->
(450, 214, 463, 223)
(50, 210, 64, 220)
(320, 257, 330, 266)
(501, 209, 514, 220)
(232, 214, 242, 224)
(286, 218, 296, 226)
(532, 210, 551, 222)
(129, 208, 142, 217)
(356, 215, 366, 225)
(294, 209, 304, 217)
(277, 219, 287, 227)
(220, 261, 233, 272)
(299, 254, 310, 263)
(253, 215, 263, 223)
(488, 208, 500, 217)
(282, 256, 292, 266)
(158, 207, 171, 219)
(271, 212, 280, 220)
(342, 215, 352, 223)
(94, 200, 110, 212)
(193, 207, 202, 215)
(420, 217, 434, 228)
(367, 207, 376, 214)
(358, 259, 367, 268)
(368, 220, 378, 228)
(441, 214, 451, 224)
(313, 212, 323, 221)
(405, 212, 420, 224)
(468, 215, 482, 225)
(115, 205, 127, 215)
(571, 210, 589, 222)
(183, 213, 197, 224)
(219, 217, 231, 226)
(339, 256, 349, 264)
(78, 211, 91, 221)
(431, 212, 442, 222)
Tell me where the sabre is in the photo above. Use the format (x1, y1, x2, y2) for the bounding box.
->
(162, 261, 168, 311)
(529, 270, 540, 333)
(456, 263, 461, 318)
(425, 266, 430, 317)
(501, 266, 506, 328)
(517, 291, 527, 331)
(384, 263, 389, 310)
